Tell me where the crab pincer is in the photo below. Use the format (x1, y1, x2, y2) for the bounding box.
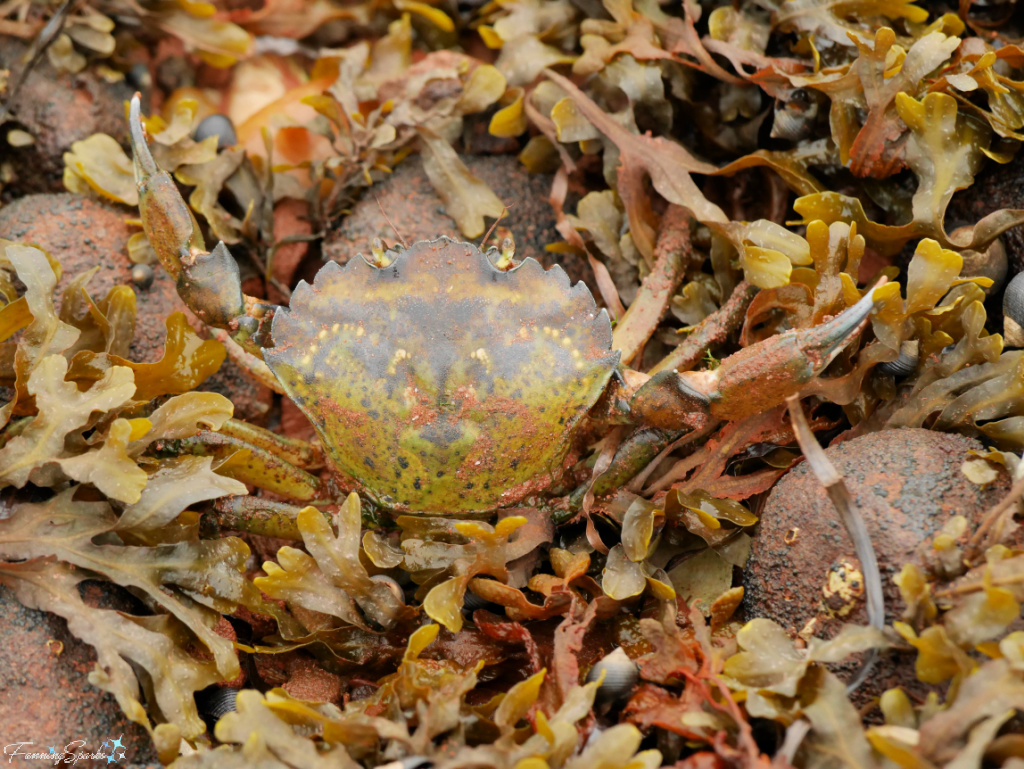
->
(128, 93, 270, 353)
(631, 282, 885, 430)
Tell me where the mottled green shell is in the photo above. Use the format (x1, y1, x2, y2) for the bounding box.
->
(264, 237, 618, 514)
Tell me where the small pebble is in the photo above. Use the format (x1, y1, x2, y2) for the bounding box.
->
(126, 63, 152, 91)
(194, 114, 237, 150)
(131, 263, 154, 290)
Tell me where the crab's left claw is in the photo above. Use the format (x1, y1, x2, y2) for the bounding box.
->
(128, 94, 268, 352)
(629, 282, 884, 430)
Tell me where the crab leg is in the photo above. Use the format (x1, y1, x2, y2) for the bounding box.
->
(202, 496, 318, 540)
(173, 430, 325, 502)
(128, 94, 276, 356)
(648, 281, 759, 376)
(630, 283, 883, 430)
(216, 418, 322, 469)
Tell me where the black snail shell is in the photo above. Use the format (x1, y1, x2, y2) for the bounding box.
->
(1004, 271, 1024, 348)
(585, 647, 639, 707)
(126, 62, 152, 91)
(194, 114, 237, 150)
(196, 686, 238, 726)
(877, 340, 919, 378)
(375, 758, 434, 769)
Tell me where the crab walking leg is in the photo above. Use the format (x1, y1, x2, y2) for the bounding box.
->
(566, 427, 684, 514)
(208, 327, 287, 395)
(216, 418, 323, 469)
(202, 496, 319, 540)
(647, 281, 759, 377)
(630, 283, 884, 429)
(129, 94, 277, 356)
(611, 206, 693, 367)
(175, 430, 325, 502)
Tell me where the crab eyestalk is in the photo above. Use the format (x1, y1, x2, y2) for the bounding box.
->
(630, 282, 885, 429)
(128, 93, 271, 354)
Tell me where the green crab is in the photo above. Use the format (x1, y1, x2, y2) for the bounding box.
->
(128, 95, 881, 517)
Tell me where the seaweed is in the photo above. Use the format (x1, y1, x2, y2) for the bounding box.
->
(11, 0, 1024, 764)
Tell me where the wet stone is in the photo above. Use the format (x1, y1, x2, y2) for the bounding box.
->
(323, 154, 590, 287)
(744, 427, 1016, 705)
(0, 193, 272, 423)
(0, 581, 157, 765)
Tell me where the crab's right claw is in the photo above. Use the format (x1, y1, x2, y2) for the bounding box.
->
(129, 93, 260, 342)
(629, 369, 713, 433)
(626, 282, 885, 432)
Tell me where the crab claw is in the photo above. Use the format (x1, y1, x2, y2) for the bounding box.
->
(129, 93, 204, 283)
(704, 281, 884, 421)
(628, 369, 713, 432)
(630, 282, 884, 429)
(128, 93, 261, 345)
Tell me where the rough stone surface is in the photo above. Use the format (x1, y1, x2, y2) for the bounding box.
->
(0, 41, 134, 198)
(744, 427, 1014, 702)
(0, 193, 180, 362)
(0, 581, 157, 765)
(323, 154, 590, 286)
(0, 193, 272, 422)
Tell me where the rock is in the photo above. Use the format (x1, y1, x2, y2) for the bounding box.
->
(250, 650, 342, 705)
(0, 41, 133, 197)
(0, 193, 181, 363)
(744, 427, 1014, 702)
(267, 199, 312, 305)
(0, 581, 157, 764)
(323, 154, 590, 286)
(0, 193, 272, 422)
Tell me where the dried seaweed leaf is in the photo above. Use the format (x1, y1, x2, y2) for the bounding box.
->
(0, 560, 222, 740)
(256, 493, 409, 630)
(801, 667, 875, 769)
(209, 690, 357, 768)
(57, 417, 148, 503)
(603, 543, 647, 600)
(723, 618, 808, 696)
(896, 91, 986, 236)
(63, 134, 139, 206)
(667, 548, 734, 614)
(418, 127, 506, 238)
(0, 489, 246, 679)
(117, 456, 247, 531)
(128, 392, 235, 454)
(544, 69, 726, 226)
(0, 355, 135, 488)
(3, 245, 79, 412)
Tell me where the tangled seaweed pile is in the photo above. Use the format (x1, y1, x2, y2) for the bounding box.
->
(6, 0, 1024, 767)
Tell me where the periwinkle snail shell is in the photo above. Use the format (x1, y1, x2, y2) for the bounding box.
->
(771, 89, 818, 141)
(375, 758, 434, 769)
(196, 686, 238, 725)
(131, 263, 154, 290)
(585, 647, 639, 706)
(877, 340, 919, 378)
(1004, 271, 1024, 348)
(370, 574, 405, 603)
(194, 114, 237, 150)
